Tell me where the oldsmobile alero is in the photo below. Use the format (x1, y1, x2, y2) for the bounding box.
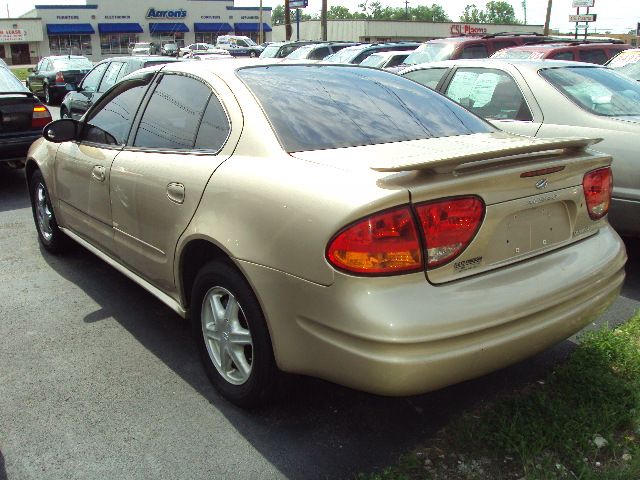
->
(25, 61, 627, 407)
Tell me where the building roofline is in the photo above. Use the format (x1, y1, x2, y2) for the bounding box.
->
(34, 4, 99, 9)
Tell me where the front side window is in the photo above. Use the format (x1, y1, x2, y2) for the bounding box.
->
(552, 51, 574, 61)
(445, 68, 532, 121)
(133, 74, 212, 149)
(81, 63, 109, 93)
(540, 66, 640, 116)
(82, 76, 151, 146)
(99, 62, 124, 93)
(238, 65, 492, 152)
(403, 67, 449, 89)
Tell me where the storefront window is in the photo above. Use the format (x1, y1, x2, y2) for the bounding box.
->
(100, 33, 140, 55)
(234, 31, 259, 43)
(151, 32, 185, 48)
(195, 32, 219, 45)
(49, 35, 93, 56)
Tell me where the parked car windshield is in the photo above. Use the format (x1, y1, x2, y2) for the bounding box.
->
(260, 44, 281, 58)
(492, 49, 536, 59)
(52, 58, 93, 70)
(0, 66, 26, 91)
(403, 43, 457, 65)
(325, 46, 362, 63)
(360, 54, 386, 68)
(286, 45, 316, 59)
(238, 65, 493, 152)
(540, 66, 640, 116)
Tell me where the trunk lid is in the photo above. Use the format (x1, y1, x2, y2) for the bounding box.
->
(292, 132, 612, 284)
(60, 69, 90, 85)
(0, 93, 38, 132)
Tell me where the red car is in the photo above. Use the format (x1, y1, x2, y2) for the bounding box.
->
(491, 41, 629, 64)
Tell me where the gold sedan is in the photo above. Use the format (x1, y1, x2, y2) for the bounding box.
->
(26, 61, 626, 408)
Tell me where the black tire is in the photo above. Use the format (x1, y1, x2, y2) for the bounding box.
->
(191, 260, 283, 408)
(29, 170, 70, 254)
(44, 84, 57, 105)
(249, 51, 257, 58)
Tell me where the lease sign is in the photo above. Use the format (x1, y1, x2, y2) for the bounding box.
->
(0, 29, 26, 41)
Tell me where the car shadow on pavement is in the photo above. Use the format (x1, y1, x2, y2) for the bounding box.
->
(0, 166, 30, 213)
(0, 449, 7, 480)
(622, 237, 640, 302)
(40, 244, 589, 480)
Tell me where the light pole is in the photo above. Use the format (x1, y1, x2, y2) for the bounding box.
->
(544, 0, 552, 36)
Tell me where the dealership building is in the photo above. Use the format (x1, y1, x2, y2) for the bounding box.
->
(272, 20, 544, 43)
(0, 0, 272, 64)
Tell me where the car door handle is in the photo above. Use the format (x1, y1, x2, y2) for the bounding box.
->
(91, 165, 106, 182)
(167, 182, 185, 204)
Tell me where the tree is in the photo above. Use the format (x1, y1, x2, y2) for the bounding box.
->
(484, 1, 520, 24)
(460, 4, 485, 23)
(460, 2, 521, 24)
(327, 5, 352, 19)
(272, 4, 285, 25)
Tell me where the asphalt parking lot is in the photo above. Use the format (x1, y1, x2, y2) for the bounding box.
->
(0, 164, 638, 480)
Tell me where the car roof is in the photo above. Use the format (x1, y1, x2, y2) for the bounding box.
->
(502, 42, 624, 51)
(368, 50, 413, 58)
(400, 57, 607, 74)
(47, 55, 89, 60)
(100, 55, 179, 63)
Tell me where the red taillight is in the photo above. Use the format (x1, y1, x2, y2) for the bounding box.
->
(583, 167, 612, 220)
(326, 206, 422, 275)
(414, 196, 484, 269)
(55, 71, 64, 83)
(32, 104, 52, 129)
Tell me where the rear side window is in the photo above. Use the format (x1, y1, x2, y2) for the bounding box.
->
(134, 74, 211, 150)
(461, 44, 489, 59)
(403, 68, 449, 89)
(237, 65, 492, 152)
(492, 41, 517, 53)
(445, 68, 532, 121)
(0, 67, 25, 91)
(551, 51, 574, 61)
(580, 49, 607, 65)
(309, 47, 331, 60)
(194, 94, 230, 150)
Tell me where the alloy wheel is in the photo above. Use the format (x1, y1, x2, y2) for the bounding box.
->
(201, 286, 253, 385)
(35, 182, 54, 242)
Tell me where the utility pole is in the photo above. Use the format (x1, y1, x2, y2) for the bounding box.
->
(544, 0, 552, 36)
(521, 0, 527, 24)
(258, 0, 263, 44)
(404, 0, 409, 19)
(321, 0, 327, 41)
(285, 0, 292, 40)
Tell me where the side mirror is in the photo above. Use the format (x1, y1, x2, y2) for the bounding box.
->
(43, 119, 79, 143)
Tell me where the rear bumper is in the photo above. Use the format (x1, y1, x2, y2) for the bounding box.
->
(0, 133, 41, 160)
(609, 197, 640, 237)
(239, 225, 627, 396)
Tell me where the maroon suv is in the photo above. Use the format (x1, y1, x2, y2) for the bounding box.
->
(491, 41, 629, 64)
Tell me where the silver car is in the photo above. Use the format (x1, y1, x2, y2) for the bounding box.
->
(400, 59, 640, 236)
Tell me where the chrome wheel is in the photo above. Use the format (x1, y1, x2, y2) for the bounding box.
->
(35, 182, 53, 242)
(201, 286, 253, 385)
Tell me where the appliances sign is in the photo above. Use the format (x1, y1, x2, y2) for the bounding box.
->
(450, 24, 488, 35)
(0, 29, 27, 42)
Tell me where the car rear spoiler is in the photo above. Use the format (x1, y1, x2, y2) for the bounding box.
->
(369, 133, 602, 173)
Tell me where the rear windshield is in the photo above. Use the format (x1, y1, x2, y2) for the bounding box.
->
(404, 43, 456, 65)
(360, 54, 385, 68)
(540, 66, 640, 116)
(260, 44, 281, 58)
(238, 65, 493, 152)
(287, 45, 314, 59)
(491, 49, 536, 59)
(52, 58, 93, 70)
(0, 67, 26, 92)
(325, 47, 362, 63)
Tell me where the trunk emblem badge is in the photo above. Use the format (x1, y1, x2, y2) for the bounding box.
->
(535, 179, 548, 190)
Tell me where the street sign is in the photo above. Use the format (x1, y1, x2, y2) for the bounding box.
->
(572, 0, 595, 6)
(289, 0, 308, 8)
(569, 14, 597, 22)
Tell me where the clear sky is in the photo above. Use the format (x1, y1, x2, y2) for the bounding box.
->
(2, 0, 638, 34)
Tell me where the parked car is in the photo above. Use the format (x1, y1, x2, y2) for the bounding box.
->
(399, 58, 640, 236)
(0, 65, 51, 168)
(257, 40, 314, 59)
(216, 36, 263, 57)
(161, 43, 179, 57)
(131, 42, 158, 56)
(388, 32, 553, 73)
(26, 55, 93, 105)
(182, 48, 230, 59)
(60, 55, 181, 120)
(605, 48, 640, 81)
(187, 52, 232, 61)
(491, 41, 629, 64)
(179, 43, 224, 58)
(359, 50, 412, 69)
(323, 42, 420, 64)
(284, 42, 359, 60)
(26, 61, 625, 407)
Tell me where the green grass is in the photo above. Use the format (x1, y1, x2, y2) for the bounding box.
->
(10, 67, 30, 82)
(360, 312, 640, 480)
